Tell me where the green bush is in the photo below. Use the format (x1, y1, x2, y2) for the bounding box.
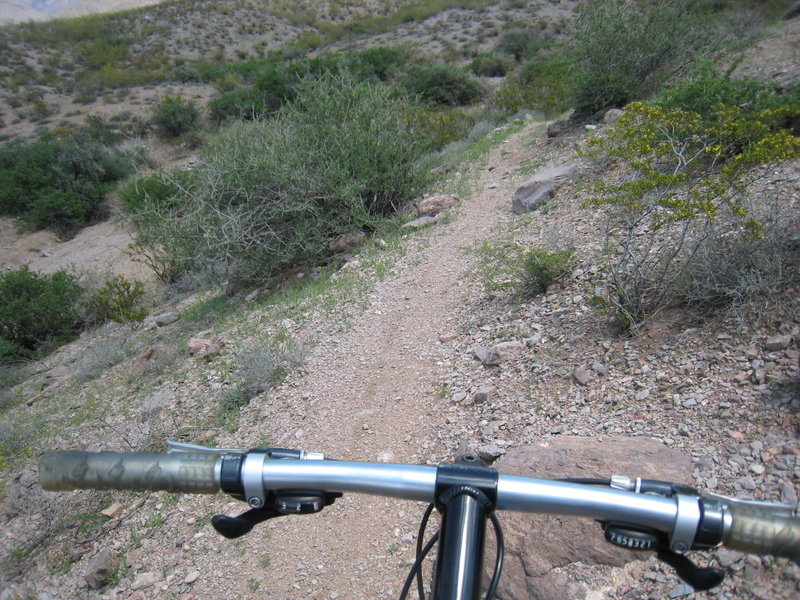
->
(0, 125, 135, 234)
(150, 95, 199, 137)
(130, 73, 430, 288)
(83, 275, 148, 324)
(401, 63, 483, 106)
(570, 0, 722, 113)
(492, 55, 573, 118)
(478, 242, 574, 297)
(349, 47, 406, 81)
(116, 170, 193, 214)
(653, 61, 789, 121)
(470, 53, 514, 78)
(0, 268, 83, 362)
(208, 88, 273, 123)
(412, 107, 472, 150)
(494, 27, 548, 61)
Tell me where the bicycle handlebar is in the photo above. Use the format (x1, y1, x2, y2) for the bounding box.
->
(39, 450, 219, 494)
(38, 449, 800, 565)
(725, 501, 800, 563)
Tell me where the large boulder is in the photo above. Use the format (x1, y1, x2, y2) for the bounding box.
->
(511, 165, 573, 214)
(489, 436, 693, 600)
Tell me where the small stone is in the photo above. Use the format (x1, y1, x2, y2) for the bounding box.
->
(84, 549, 119, 590)
(439, 332, 458, 343)
(41, 365, 71, 390)
(131, 571, 163, 590)
(749, 464, 765, 475)
(183, 570, 200, 585)
(417, 194, 459, 217)
(715, 548, 744, 568)
(401, 215, 438, 230)
(668, 582, 695, 598)
(476, 442, 506, 461)
(450, 392, 467, 403)
(376, 451, 395, 463)
(100, 503, 125, 519)
(187, 337, 225, 358)
(573, 366, 593, 386)
(328, 231, 365, 253)
(591, 361, 608, 376)
(780, 482, 798, 504)
(472, 387, 495, 404)
(603, 108, 624, 123)
(765, 335, 792, 351)
(155, 312, 180, 327)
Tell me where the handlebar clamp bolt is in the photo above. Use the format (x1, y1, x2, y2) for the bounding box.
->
(249, 497, 264, 508)
(672, 542, 689, 554)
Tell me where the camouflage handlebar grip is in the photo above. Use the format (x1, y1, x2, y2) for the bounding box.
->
(39, 451, 220, 494)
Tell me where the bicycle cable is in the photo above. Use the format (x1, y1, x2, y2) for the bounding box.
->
(398, 501, 505, 600)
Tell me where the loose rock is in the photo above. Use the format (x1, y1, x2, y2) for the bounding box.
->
(155, 312, 180, 327)
(84, 549, 119, 590)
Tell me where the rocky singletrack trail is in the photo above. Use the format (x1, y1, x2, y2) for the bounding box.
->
(188, 124, 536, 600)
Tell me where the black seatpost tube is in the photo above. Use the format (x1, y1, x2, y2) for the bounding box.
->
(433, 492, 488, 600)
(433, 464, 499, 600)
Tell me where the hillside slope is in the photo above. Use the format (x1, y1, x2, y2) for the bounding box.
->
(0, 7, 798, 600)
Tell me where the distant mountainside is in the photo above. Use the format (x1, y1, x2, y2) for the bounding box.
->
(0, 0, 44, 23)
(0, 0, 165, 23)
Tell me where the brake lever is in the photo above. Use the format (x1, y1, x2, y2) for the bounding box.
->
(657, 550, 725, 592)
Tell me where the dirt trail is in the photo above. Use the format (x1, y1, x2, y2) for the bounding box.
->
(187, 124, 539, 599)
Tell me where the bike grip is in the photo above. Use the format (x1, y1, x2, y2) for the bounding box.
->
(39, 451, 220, 494)
(725, 502, 800, 564)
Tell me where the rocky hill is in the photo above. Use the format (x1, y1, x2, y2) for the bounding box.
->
(0, 0, 166, 24)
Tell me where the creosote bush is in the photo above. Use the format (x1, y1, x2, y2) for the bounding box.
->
(83, 275, 148, 325)
(583, 98, 800, 331)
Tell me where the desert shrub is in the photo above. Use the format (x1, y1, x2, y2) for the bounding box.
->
(74, 334, 143, 384)
(169, 64, 202, 83)
(401, 63, 483, 106)
(653, 61, 790, 121)
(570, 0, 723, 113)
(217, 333, 306, 431)
(130, 73, 430, 288)
(494, 27, 548, 61)
(491, 55, 572, 117)
(0, 125, 135, 234)
(82, 275, 148, 325)
(583, 100, 800, 330)
(0, 267, 83, 362)
(349, 46, 406, 81)
(150, 96, 199, 137)
(208, 88, 274, 123)
(412, 107, 472, 150)
(470, 53, 514, 78)
(116, 170, 194, 214)
(478, 241, 574, 297)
